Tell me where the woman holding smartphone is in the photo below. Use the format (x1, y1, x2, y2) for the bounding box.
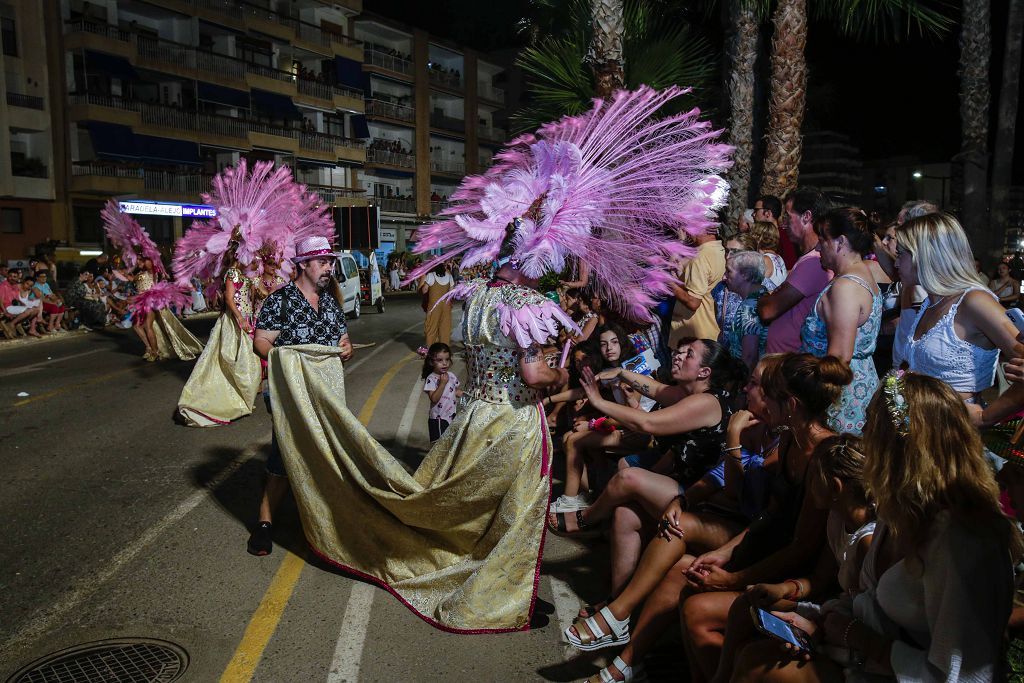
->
(728, 372, 1020, 683)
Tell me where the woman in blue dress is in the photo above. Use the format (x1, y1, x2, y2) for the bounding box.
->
(801, 208, 882, 434)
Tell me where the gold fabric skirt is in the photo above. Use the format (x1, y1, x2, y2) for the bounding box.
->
(152, 309, 204, 361)
(177, 314, 262, 427)
(268, 345, 551, 633)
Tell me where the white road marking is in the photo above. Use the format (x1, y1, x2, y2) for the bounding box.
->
(326, 364, 422, 683)
(0, 348, 106, 377)
(6, 447, 254, 648)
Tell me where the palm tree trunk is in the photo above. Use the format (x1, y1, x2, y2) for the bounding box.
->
(956, 0, 992, 254)
(723, 0, 760, 233)
(991, 0, 1023, 247)
(590, 0, 625, 97)
(761, 0, 808, 198)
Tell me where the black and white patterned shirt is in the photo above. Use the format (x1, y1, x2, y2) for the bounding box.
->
(255, 282, 347, 346)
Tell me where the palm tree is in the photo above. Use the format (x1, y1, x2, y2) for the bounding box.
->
(723, 0, 761, 226)
(512, 0, 716, 133)
(991, 0, 1024, 245)
(591, 0, 626, 96)
(955, 0, 991, 254)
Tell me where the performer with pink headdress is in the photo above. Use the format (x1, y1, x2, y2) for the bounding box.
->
(263, 86, 731, 633)
(101, 201, 203, 361)
(175, 159, 332, 427)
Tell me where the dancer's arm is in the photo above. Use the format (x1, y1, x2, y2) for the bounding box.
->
(519, 343, 569, 389)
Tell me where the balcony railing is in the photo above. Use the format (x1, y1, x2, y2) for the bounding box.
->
(72, 162, 143, 179)
(69, 92, 141, 112)
(430, 200, 454, 214)
(308, 184, 367, 204)
(135, 34, 247, 81)
(428, 69, 462, 90)
(7, 92, 45, 110)
(64, 19, 131, 42)
(297, 78, 331, 100)
(364, 49, 413, 76)
(477, 83, 505, 103)
(143, 169, 214, 195)
(365, 98, 414, 122)
(430, 112, 465, 132)
(367, 148, 415, 168)
(374, 197, 416, 213)
(247, 119, 299, 139)
(244, 61, 296, 84)
(430, 159, 465, 175)
(300, 131, 340, 153)
(477, 124, 504, 142)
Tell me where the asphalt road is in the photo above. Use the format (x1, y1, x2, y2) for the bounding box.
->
(0, 296, 684, 682)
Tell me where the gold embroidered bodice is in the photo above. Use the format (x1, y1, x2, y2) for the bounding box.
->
(135, 271, 155, 293)
(226, 268, 257, 322)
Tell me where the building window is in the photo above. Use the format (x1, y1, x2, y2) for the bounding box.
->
(1, 207, 22, 233)
(73, 205, 103, 243)
(1, 17, 16, 58)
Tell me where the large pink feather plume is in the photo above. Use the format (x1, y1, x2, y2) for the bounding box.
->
(129, 281, 192, 318)
(101, 200, 167, 277)
(407, 86, 733, 321)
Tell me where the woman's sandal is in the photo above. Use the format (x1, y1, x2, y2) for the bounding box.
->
(586, 655, 647, 683)
(564, 605, 630, 651)
(578, 599, 609, 620)
(549, 509, 588, 534)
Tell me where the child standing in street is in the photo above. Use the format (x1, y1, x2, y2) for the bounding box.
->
(422, 342, 462, 443)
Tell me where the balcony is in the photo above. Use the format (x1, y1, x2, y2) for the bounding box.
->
(428, 69, 462, 91)
(367, 148, 415, 169)
(430, 200, 454, 215)
(477, 124, 504, 143)
(71, 161, 144, 194)
(430, 112, 465, 133)
(374, 197, 416, 214)
(430, 159, 465, 176)
(307, 184, 368, 205)
(477, 83, 505, 104)
(143, 168, 215, 198)
(63, 19, 131, 42)
(365, 98, 415, 123)
(135, 34, 247, 82)
(69, 92, 141, 113)
(11, 158, 48, 179)
(6, 92, 45, 110)
(364, 49, 413, 78)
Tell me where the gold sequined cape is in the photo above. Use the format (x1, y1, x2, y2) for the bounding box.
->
(176, 313, 262, 426)
(268, 282, 554, 633)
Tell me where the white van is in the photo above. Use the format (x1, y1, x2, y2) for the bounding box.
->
(334, 252, 362, 318)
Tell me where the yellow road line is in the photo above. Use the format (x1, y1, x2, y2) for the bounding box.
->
(219, 351, 418, 682)
(12, 366, 137, 407)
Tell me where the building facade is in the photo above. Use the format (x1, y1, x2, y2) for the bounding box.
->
(0, 0, 510, 263)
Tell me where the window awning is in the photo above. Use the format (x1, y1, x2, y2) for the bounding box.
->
(197, 81, 250, 109)
(135, 134, 202, 166)
(351, 114, 370, 139)
(251, 89, 300, 120)
(369, 168, 414, 179)
(334, 56, 364, 90)
(85, 121, 139, 161)
(84, 50, 139, 81)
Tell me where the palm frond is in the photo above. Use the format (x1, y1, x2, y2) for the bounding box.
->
(512, 39, 594, 132)
(812, 0, 956, 41)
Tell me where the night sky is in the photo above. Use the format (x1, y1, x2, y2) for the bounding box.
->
(371, 0, 1020, 181)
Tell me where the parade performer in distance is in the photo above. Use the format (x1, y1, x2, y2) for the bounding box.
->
(175, 160, 332, 427)
(262, 86, 732, 633)
(101, 201, 203, 361)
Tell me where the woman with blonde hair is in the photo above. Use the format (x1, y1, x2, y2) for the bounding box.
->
(742, 220, 787, 291)
(893, 213, 1023, 404)
(730, 371, 1021, 683)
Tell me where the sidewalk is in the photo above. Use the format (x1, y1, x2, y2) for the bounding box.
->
(0, 311, 218, 354)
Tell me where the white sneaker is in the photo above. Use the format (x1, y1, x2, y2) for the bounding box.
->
(549, 493, 591, 513)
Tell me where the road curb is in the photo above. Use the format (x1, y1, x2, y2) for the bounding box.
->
(0, 311, 218, 355)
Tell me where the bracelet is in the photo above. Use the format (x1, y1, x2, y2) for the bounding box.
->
(723, 446, 742, 453)
(843, 617, 861, 650)
(784, 579, 801, 601)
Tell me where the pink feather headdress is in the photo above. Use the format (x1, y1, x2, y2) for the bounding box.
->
(172, 159, 333, 286)
(409, 86, 732, 321)
(101, 200, 167, 278)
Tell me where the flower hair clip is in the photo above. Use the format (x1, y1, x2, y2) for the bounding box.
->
(883, 369, 910, 436)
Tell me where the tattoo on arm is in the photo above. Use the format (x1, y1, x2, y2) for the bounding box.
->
(629, 377, 652, 396)
(523, 344, 541, 364)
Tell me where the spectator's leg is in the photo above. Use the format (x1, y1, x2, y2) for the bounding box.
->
(681, 591, 740, 681)
(609, 502, 649, 595)
(730, 638, 839, 683)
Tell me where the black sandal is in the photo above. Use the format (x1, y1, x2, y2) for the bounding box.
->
(548, 509, 589, 534)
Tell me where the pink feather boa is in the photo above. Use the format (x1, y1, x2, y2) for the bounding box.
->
(130, 281, 192, 319)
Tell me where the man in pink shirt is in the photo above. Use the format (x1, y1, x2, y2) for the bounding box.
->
(758, 187, 832, 353)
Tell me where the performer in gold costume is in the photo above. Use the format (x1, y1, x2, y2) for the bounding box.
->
(264, 86, 732, 633)
(131, 258, 203, 362)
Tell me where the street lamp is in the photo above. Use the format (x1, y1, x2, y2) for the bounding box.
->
(912, 171, 923, 179)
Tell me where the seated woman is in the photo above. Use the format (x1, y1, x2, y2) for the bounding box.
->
(545, 325, 657, 513)
(573, 353, 846, 683)
(562, 354, 782, 669)
(711, 433, 875, 683)
(729, 372, 1020, 683)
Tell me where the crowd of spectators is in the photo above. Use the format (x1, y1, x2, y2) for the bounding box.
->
(369, 138, 412, 156)
(530, 190, 1024, 682)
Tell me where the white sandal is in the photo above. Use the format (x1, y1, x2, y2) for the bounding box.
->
(586, 656, 646, 683)
(564, 606, 630, 651)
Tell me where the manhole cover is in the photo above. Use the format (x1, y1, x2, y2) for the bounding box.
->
(7, 638, 188, 683)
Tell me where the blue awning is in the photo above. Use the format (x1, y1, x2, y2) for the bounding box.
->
(351, 114, 369, 139)
(251, 89, 300, 120)
(369, 167, 414, 179)
(197, 81, 250, 109)
(84, 50, 139, 81)
(135, 134, 202, 166)
(334, 56, 364, 89)
(85, 121, 139, 160)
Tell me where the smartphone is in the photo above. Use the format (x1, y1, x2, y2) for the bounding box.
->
(750, 607, 814, 653)
(1008, 308, 1024, 335)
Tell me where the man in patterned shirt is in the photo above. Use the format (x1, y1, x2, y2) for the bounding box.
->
(247, 236, 353, 556)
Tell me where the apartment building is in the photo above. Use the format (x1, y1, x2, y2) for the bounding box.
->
(0, 0, 512, 262)
(0, 0, 58, 259)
